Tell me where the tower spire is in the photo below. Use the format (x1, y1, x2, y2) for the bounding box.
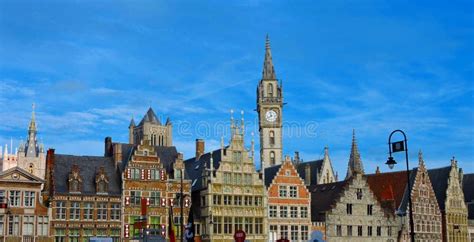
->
(29, 103, 36, 131)
(262, 34, 276, 80)
(346, 129, 364, 179)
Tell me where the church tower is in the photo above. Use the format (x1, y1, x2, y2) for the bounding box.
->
(257, 35, 283, 169)
(129, 107, 172, 146)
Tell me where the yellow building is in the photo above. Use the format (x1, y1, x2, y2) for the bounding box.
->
(185, 114, 267, 242)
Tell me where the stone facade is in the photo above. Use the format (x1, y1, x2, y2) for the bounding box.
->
(257, 36, 283, 169)
(265, 156, 311, 242)
(462, 173, 474, 241)
(429, 158, 469, 241)
(399, 152, 443, 242)
(185, 116, 267, 242)
(311, 173, 398, 241)
(0, 167, 49, 242)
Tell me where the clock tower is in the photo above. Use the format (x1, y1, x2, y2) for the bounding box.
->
(257, 35, 283, 169)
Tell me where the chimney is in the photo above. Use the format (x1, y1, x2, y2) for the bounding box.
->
(104, 137, 113, 157)
(45, 149, 55, 197)
(196, 139, 205, 159)
(294, 151, 300, 164)
(113, 143, 122, 166)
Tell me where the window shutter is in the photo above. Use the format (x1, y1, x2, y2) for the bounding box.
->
(125, 196, 130, 206)
(147, 170, 151, 180)
(124, 224, 129, 238)
(161, 198, 166, 207)
(141, 169, 145, 180)
(127, 169, 131, 179)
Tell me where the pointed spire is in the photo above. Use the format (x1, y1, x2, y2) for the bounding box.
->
(451, 156, 457, 167)
(375, 166, 381, 174)
(262, 34, 276, 80)
(323, 146, 330, 160)
(418, 149, 425, 166)
(251, 132, 255, 159)
(220, 136, 225, 150)
(230, 109, 235, 134)
(346, 129, 364, 179)
(129, 116, 135, 128)
(240, 110, 245, 134)
(29, 103, 36, 131)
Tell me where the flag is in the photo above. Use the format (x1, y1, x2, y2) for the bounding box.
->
(184, 205, 195, 242)
(169, 207, 176, 242)
(392, 141, 405, 153)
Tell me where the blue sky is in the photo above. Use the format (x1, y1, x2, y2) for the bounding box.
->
(0, 0, 473, 176)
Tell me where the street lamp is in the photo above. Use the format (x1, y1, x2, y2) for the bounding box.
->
(386, 129, 415, 242)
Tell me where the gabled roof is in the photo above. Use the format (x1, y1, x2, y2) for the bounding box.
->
(463, 173, 474, 203)
(296, 159, 324, 186)
(366, 170, 409, 214)
(428, 166, 452, 211)
(138, 107, 161, 126)
(184, 149, 223, 192)
(0, 166, 44, 184)
(117, 143, 179, 174)
(264, 159, 325, 188)
(53, 154, 121, 196)
(309, 180, 349, 222)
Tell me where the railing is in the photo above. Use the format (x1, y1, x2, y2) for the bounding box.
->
(259, 97, 282, 103)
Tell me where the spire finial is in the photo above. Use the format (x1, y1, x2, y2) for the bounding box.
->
(230, 109, 235, 133)
(221, 136, 224, 149)
(262, 34, 276, 80)
(240, 110, 245, 134)
(251, 132, 255, 159)
(418, 149, 425, 166)
(29, 103, 37, 131)
(346, 129, 364, 179)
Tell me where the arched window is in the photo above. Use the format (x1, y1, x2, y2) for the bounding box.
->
(269, 131, 275, 145)
(267, 83, 273, 97)
(270, 151, 275, 165)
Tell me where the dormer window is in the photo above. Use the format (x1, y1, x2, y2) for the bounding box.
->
(68, 165, 83, 193)
(96, 167, 109, 194)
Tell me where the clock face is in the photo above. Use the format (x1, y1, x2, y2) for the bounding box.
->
(265, 110, 277, 122)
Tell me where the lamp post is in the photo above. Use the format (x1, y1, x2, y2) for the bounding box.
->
(386, 129, 415, 242)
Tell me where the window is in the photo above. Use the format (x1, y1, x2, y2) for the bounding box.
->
(234, 217, 243, 231)
(346, 203, 353, 215)
(97, 180, 107, 193)
(224, 195, 231, 205)
(234, 196, 242, 206)
(8, 215, 19, 235)
(150, 191, 161, 206)
(131, 191, 141, 205)
(232, 151, 242, 162)
(269, 131, 275, 145)
(255, 218, 263, 234)
(279, 186, 287, 197)
(69, 228, 79, 242)
(358, 226, 363, 236)
(280, 225, 288, 239)
(269, 206, 277, 217)
(245, 217, 253, 234)
(367, 204, 373, 215)
(376, 226, 381, 236)
(280, 206, 288, 217)
(8, 191, 20, 207)
(111, 203, 120, 220)
(356, 188, 363, 200)
(54, 228, 66, 242)
(347, 225, 353, 236)
(56, 201, 66, 220)
(213, 195, 221, 205)
(149, 216, 160, 227)
(212, 217, 222, 234)
(201, 196, 206, 206)
(224, 217, 232, 234)
(290, 207, 298, 218)
(0, 216, 4, 237)
(0, 190, 5, 204)
(38, 216, 48, 236)
(24, 191, 35, 207)
(255, 196, 262, 206)
(224, 173, 231, 184)
(301, 207, 308, 218)
(368, 226, 373, 236)
(244, 196, 252, 206)
(244, 174, 252, 185)
(83, 202, 93, 220)
(336, 225, 342, 236)
(70, 202, 80, 220)
(234, 173, 242, 184)
(131, 168, 140, 179)
(301, 226, 309, 240)
(270, 151, 275, 165)
(270, 225, 277, 233)
(97, 203, 108, 220)
(83, 229, 93, 240)
(22, 215, 34, 235)
(289, 186, 297, 198)
(388, 226, 392, 236)
(150, 169, 159, 180)
(268, 83, 274, 97)
(291, 225, 298, 240)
